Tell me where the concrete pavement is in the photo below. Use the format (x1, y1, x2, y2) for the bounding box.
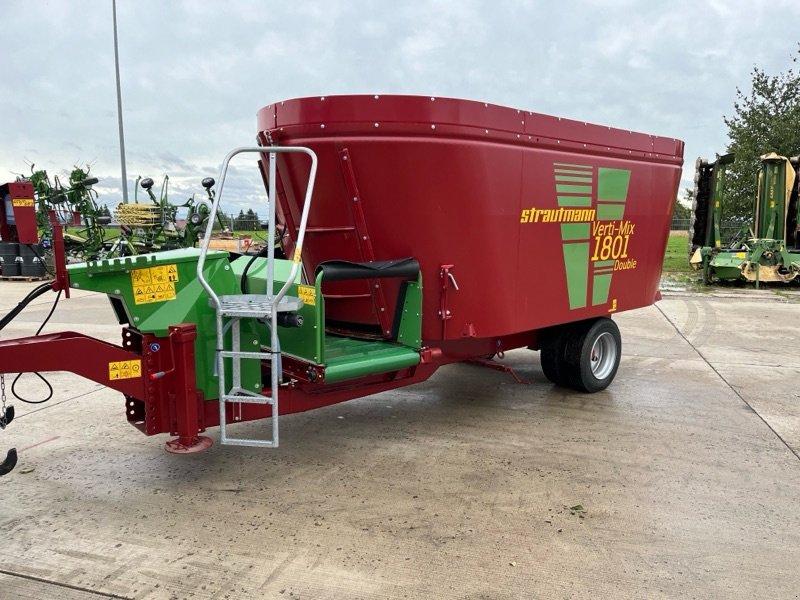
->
(0, 279, 798, 599)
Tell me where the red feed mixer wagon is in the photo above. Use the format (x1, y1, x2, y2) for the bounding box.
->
(0, 95, 682, 473)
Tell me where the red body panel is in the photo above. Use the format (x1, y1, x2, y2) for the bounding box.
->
(257, 95, 683, 348)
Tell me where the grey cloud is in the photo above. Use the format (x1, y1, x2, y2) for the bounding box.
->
(2, 0, 800, 208)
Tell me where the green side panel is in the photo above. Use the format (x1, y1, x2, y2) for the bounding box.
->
(757, 159, 787, 240)
(558, 196, 592, 207)
(230, 256, 325, 364)
(561, 223, 590, 241)
(709, 250, 747, 280)
(67, 248, 260, 401)
(229, 256, 300, 290)
(230, 261, 422, 382)
(709, 253, 746, 269)
(710, 266, 743, 280)
(68, 248, 229, 337)
(592, 273, 612, 305)
(396, 277, 422, 349)
(313, 277, 325, 363)
(323, 337, 420, 384)
(594, 260, 615, 269)
(556, 184, 592, 195)
(597, 168, 631, 202)
(709, 163, 728, 247)
(596, 202, 626, 220)
(562, 242, 589, 309)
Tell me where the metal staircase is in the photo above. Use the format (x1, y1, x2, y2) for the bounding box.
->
(196, 146, 317, 447)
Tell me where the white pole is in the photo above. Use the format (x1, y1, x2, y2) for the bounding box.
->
(113, 0, 129, 203)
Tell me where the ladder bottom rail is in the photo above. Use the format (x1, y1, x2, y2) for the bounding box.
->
(217, 348, 280, 446)
(220, 395, 274, 405)
(219, 350, 276, 360)
(218, 437, 278, 449)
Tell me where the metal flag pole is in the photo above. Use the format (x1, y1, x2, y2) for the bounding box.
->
(113, 0, 129, 203)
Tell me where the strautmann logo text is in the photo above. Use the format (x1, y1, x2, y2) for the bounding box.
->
(519, 163, 637, 310)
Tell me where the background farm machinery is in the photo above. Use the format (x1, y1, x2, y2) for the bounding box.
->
(689, 152, 800, 284)
(112, 174, 219, 256)
(13, 166, 218, 264)
(27, 164, 109, 261)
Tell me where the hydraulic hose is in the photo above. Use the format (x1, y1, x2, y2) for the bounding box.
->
(0, 281, 54, 478)
(0, 281, 54, 332)
(241, 246, 270, 294)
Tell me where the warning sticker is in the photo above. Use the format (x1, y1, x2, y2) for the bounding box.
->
(131, 264, 179, 304)
(108, 359, 142, 380)
(298, 285, 315, 306)
(12, 198, 34, 207)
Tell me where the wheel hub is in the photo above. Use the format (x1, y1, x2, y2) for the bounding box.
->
(590, 332, 617, 380)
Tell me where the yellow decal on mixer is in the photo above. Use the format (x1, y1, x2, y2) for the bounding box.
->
(108, 359, 141, 380)
(298, 285, 316, 306)
(131, 264, 179, 304)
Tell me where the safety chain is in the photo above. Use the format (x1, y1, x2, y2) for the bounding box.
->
(0, 373, 7, 429)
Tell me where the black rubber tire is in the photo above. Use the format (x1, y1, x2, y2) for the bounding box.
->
(562, 318, 621, 393)
(539, 324, 574, 387)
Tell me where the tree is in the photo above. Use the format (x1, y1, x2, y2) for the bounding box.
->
(245, 208, 259, 230)
(673, 195, 691, 220)
(233, 209, 246, 230)
(723, 46, 800, 220)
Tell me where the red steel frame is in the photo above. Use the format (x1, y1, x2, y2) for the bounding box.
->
(0, 321, 444, 450)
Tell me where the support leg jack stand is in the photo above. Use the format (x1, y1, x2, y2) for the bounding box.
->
(165, 435, 213, 455)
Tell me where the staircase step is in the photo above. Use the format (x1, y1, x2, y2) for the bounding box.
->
(216, 294, 303, 318)
(323, 337, 421, 383)
(220, 393, 274, 405)
(219, 350, 273, 360)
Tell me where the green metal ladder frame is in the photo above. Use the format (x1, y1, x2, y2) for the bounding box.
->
(196, 146, 317, 448)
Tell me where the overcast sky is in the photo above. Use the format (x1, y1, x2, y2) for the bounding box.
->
(2, 0, 799, 216)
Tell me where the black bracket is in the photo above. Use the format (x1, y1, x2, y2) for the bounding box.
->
(0, 405, 16, 477)
(0, 448, 17, 477)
